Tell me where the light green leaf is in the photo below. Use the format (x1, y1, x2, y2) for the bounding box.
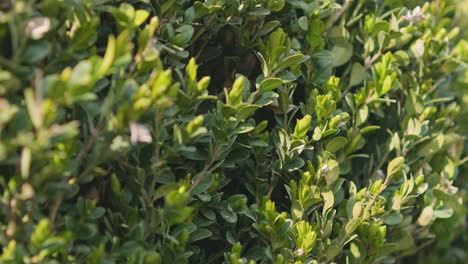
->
(325, 160, 340, 187)
(345, 218, 361, 235)
(186, 58, 198, 81)
(98, 35, 116, 77)
(134, 10, 149, 27)
(360, 125, 380, 134)
(433, 207, 453, 219)
(356, 105, 368, 126)
(312, 127, 322, 141)
(298, 16, 308, 31)
(293, 114, 312, 138)
(387, 156, 405, 178)
(31, 219, 50, 247)
(393, 50, 410, 66)
(417, 206, 433, 226)
(229, 76, 246, 105)
(380, 75, 393, 96)
(322, 190, 334, 215)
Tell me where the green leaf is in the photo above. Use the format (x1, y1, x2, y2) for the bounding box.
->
(356, 105, 369, 126)
(377, 31, 390, 50)
(254, 91, 279, 105)
(161, 0, 176, 14)
(228, 194, 248, 209)
(220, 209, 238, 223)
(384, 213, 403, 225)
(259, 78, 284, 91)
(326, 137, 348, 152)
(189, 228, 212, 242)
(21, 40, 51, 64)
(267, 0, 285, 11)
(349, 63, 366, 87)
(248, 139, 269, 147)
(235, 123, 255, 134)
(360, 125, 380, 134)
(372, 21, 390, 35)
(277, 54, 309, 71)
(191, 172, 214, 195)
(329, 26, 350, 45)
(237, 104, 260, 120)
(405, 89, 424, 115)
(433, 207, 453, 219)
(200, 208, 217, 221)
(285, 157, 305, 171)
(257, 20, 281, 37)
(393, 50, 410, 66)
(326, 245, 341, 259)
(298, 16, 308, 31)
(247, 7, 271, 16)
(174, 25, 194, 46)
(90, 207, 106, 219)
(180, 147, 208, 160)
(331, 42, 353, 67)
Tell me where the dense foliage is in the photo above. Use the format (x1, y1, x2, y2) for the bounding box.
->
(0, 0, 467, 263)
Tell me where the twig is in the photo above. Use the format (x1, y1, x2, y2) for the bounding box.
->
(326, 0, 352, 31)
(370, 148, 391, 179)
(49, 119, 105, 226)
(364, 52, 382, 70)
(341, 51, 381, 99)
(363, 175, 390, 218)
(188, 161, 213, 193)
(148, 110, 163, 205)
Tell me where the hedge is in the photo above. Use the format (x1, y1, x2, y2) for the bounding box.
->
(0, 0, 467, 263)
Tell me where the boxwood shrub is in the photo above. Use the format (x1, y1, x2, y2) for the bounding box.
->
(0, 0, 467, 263)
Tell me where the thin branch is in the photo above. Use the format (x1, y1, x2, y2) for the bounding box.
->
(326, 0, 352, 31)
(370, 147, 391, 180)
(188, 161, 213, 193)
(49, 119, 105, 226)
(364, 52, 382, 70)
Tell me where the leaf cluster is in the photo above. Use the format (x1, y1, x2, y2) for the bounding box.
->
(0, 0, 467, 263)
